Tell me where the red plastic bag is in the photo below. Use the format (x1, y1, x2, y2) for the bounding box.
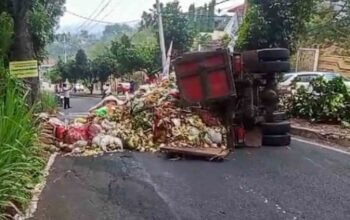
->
(86, 123, 102, 141)
(55, 125, 66, 141)
(64, 124, 88, 144)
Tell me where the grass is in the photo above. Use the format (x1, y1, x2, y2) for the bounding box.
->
(0, 70, 45, 219)
(37, 91, 57, 114)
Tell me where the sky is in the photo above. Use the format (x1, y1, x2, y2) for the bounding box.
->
(59, 0, 244, 30)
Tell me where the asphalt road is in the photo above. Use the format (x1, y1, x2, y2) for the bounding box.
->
(59, 96, 101, 119)
(32, 97, 350, 220)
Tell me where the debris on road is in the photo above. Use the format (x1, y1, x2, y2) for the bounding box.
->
(39, 76, 228, 158)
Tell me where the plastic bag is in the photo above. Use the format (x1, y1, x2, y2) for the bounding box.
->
(86, 123, 103, 140)
(95, 107, 108, 118)
(64, 124, 88, 144)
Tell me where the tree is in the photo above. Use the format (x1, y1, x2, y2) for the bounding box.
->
(0, 0, 65, 103)
(235, 0, 315, 52)
(55, 59, 77, 83)
(110, 33, 161, 76)
(102, 24, 134, 41)
(303, 0, 350, 51)
(74, 49, 96, 93)
(110, 34, 141, 75)
(0, 0, 65, 61)
(92, 53, 118, 86)
(140, 1, 195, 53)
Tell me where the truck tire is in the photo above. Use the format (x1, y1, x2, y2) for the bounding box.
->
(259, 61, 290, 73)
(265, 112, 288, 122)
(257, 48, 290, 61)
(245, 61, 290, 74)
(262, 121, 290, 135)
(262, 134, 291, 146)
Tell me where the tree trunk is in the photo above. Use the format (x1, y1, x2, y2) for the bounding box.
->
(10, 0, 38, 105)
(89, 84, 94, 95)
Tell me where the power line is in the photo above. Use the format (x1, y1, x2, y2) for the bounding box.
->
(77, 0, 106, 30)
(66, 10, 115, 24)
(83, 0, 113, 30)
(65, 10, 140, 26)
(90, 0, 120, 32)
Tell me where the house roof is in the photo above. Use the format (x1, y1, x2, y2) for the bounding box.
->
(227, 3, 245, 13)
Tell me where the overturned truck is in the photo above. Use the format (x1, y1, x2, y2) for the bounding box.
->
(172, 48, 291, 151)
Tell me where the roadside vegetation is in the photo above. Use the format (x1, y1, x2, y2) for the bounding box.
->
(37, 91, 58, 114)
(281, 77, 350, 124)
(0, 69, 45, 219)
(0, 1, 65, 218)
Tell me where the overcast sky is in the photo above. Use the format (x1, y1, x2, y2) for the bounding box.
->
(60, 0, 244, 27)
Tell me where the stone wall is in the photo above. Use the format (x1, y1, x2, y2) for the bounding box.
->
(318, 55, 350, 77)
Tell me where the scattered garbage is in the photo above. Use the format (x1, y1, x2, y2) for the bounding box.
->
(38, 76, 228, 157)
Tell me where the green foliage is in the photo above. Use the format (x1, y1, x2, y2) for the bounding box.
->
(111, 34, 140, 75)
(87, 41, 109, 59)
(48, 24, 135, 60)
(236, 0, 315, 52)
(102, 24, 135, 41)
(37, 91, 57, 113)
(92, 53, 118, 84)
(111, 34, 161, 76)
(302, 0, 350, 50)
(0, 69, 44, 218)
(283, 77, 350, 123)
(44, 69, 61, 84)
(141, 1, 196, 53)
(132, 28, 158, 46)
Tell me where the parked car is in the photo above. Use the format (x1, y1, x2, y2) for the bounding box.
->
(278, 71, 350, 93)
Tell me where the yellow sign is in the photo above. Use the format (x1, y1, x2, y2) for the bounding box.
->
(9, 60, 38, 78)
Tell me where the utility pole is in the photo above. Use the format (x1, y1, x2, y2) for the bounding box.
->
(156, 0, 167, 74)
(63, 33, 67, 63)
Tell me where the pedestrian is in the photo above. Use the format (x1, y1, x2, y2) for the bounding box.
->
(63, 83, 72, 109)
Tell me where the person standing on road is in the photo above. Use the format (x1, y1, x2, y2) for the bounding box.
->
(63, 83, 72, 109)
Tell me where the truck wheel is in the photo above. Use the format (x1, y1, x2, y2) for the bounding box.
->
(259, 61, 290, 73)
(265, 112, 288, 122)
(257, 48, 290, 61)
(262, 134, 291, 147)
(262, 121, 290, 135)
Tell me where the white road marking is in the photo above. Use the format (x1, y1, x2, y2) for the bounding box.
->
(304, 157, 324, 169)
(292, 137, 350, 156)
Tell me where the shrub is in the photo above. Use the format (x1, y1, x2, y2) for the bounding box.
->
(282, 76, 350, 123)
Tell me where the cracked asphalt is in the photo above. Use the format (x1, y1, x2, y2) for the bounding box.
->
(31, 97, 350, 220)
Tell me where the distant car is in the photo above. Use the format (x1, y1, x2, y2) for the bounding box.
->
(75, 83, 85, 92)
(278, 71, 350, 93)
(117, 83, 131, 94)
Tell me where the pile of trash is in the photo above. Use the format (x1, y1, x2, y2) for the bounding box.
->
(41, 77, 227, 156)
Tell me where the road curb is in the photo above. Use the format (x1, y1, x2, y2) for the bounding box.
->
(291, 125, 350, 148)
(14, 153, 58, 220)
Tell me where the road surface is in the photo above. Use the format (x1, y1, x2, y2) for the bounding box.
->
(32, 97, 350, 220)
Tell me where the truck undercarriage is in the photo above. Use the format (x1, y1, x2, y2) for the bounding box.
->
(173, 48, 291, 152)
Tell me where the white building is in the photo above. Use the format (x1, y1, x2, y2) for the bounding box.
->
(224, 3, 245, 52)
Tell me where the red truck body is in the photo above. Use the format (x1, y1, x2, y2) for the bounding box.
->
(174, 49, 235, 104)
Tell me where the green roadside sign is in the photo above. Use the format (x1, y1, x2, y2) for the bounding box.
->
(9, 60, 38, 78)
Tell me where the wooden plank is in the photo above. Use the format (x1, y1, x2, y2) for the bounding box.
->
(160, 146, 230, 159)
